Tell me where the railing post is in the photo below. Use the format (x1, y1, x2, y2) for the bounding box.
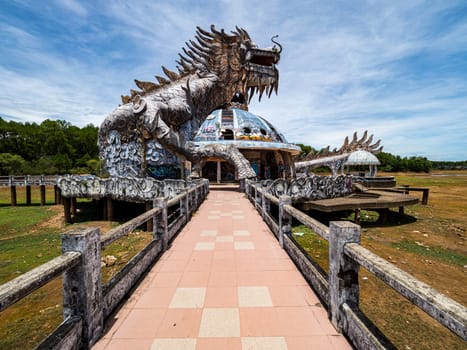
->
(239, 179, 245, 192)
(261, 190, 270, 219)
(63, 197, 72, 223)
(10, 178, 17, 206)
(146, 201, 153, 232)
(154, 197, 168, 251)
(279, 195, 292, 248)
(254, 185, 259, 209)
(26, 176, 31, 205)
(181, 190, 189, 223)
(40, 185, 46, 206)
(61, 227, 103, 349)
(329, 221, 361, 332)
(194, 186, 199, 209)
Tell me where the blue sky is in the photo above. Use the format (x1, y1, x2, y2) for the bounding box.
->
(1, 0, 466, 161)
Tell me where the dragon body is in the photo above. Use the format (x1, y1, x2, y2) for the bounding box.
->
(98, 25, 281, 179)
(295, 131, 383, 175)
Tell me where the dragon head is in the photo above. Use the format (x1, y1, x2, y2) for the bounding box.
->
(179, 25, 281, 106)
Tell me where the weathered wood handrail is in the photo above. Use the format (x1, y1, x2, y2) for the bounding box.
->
(0, 179, 209, 350)
(244, 179, 467, 348)
(0, 252, 81, 312)
(101, 207, 161, 248)
(345, 243, 467, 340)
(283, 203, 330, 241)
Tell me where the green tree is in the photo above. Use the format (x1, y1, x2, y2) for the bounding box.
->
(0, 153, 26, 175)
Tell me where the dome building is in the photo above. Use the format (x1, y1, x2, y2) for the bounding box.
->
(192, 108, 301, 183)
(344, 150, 381, 177)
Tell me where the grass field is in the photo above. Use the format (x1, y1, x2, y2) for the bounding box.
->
(0, 187, 152, 349)
(0, 173, 466, 349)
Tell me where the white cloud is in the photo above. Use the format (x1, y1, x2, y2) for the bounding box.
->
(55, 0, 88, 17)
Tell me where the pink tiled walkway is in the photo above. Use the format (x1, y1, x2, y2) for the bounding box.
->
(93, 188, 352, 350)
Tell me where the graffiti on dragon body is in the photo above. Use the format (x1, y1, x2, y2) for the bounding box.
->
(260, 175, 353, 201)
(57, 175, 206, 203)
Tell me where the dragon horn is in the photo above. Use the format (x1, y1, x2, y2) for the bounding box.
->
(195, 33, 214, 49)
(197, 26, 215, 38)
(210, 24, 224, 37)
(271, 35, 282, 54)
(190, 40, 211, 55)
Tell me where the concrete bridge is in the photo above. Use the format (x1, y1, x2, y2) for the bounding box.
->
(0, 180, 465, 350)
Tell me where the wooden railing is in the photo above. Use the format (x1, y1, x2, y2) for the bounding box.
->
(0, 175, 62, 206)
(0, 175, 59, 186)
(0, 179, 209, 350)
(244, 179, 467, 349)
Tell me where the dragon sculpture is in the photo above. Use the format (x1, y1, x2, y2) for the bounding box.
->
(98, 25, 282, 179)
(295, 130, 383, 175)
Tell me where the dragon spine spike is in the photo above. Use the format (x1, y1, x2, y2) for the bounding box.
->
(135, 79, 159, 92)
(130, 89, 140, 98)
(162, 66, 179, 81)
(364, 134, 374, 146)
(121, 95, 131, 104)
(155, 75, 170, 85)
(370, 139, 381, 149)
(358, 130, 368, 144)
(352, 132, 358, 143)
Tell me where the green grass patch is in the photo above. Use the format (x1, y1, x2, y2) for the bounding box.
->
(392, 240, 467, 266)
(0, 206, 57, 239)
(0, 231, 61, 284)
(292, 224, 330, 274)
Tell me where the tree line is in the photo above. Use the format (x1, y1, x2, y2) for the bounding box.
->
(0, 117, 99, 175)
(1, 118, 464, 175)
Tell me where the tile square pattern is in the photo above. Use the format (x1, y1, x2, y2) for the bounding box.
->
(238, 286, 273, 307)
(151, 338, 196, 350)
(169, 287, 206, 308)
(216, 235, 234, 242)
(233, 230, 250, 236)
(234, 241, 255, 250)
(194, 242, 215, 251)
(241, 337, 288, 350)
(198, 308, 240, 338)
(200, 230, 218, 237)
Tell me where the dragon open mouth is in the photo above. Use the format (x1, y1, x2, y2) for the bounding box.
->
(245, 52, 280, 102)
(250, 49, 279, 66)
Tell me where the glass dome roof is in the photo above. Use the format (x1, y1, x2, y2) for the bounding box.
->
(192, 108, 300, 154)
(194, 108, 287, 142)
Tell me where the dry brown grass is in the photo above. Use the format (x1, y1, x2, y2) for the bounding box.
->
(295, 170, 466, 349)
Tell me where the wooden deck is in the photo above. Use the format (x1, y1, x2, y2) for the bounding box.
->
(296, 189, 419, 224)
